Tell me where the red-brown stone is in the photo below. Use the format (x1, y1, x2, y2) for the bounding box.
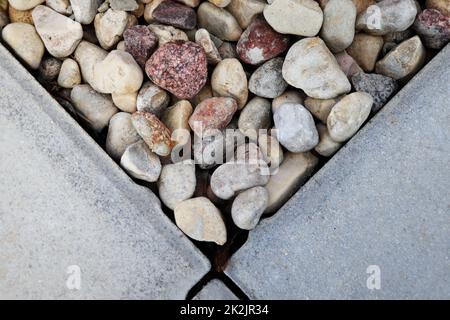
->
(124, 25, 158, 68)
(188, 97, 238, 136)
(236, 18, 290, 65)
(145, 41, 208, 99)
(413, 9, 450, 49)
(152, 0, 197, 30)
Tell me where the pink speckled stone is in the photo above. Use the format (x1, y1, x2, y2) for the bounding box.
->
(413, 9, 450, 49)
(124, 25, 158, 68)
(145, 41, 208, 99)
(236, 18, 290, 65)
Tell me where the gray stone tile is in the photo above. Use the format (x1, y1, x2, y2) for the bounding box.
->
(225, 45, 450, 299)
(0, 44, 210, 299)
(192, 279, 239, 300)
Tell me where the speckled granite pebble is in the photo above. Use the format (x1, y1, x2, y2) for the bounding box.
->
(124, 25, 158, 68)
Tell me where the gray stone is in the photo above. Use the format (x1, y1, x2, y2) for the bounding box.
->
(58, 58, 81, 89)
(0, 43, 209, 299)
(192, 279, 239, 300)
(137, 82, 170, 117)
(70, 0, 101, 24)
(70, 84, 119, 132)
(38, 57, 62, 81)
(110, 0, 139, 11)
(231, 186, 268, 230)
(351, 72, 398, 113)
(274, 103, 319, 153)
(74, 41, 108, 91)
(225, 45, 450, 299)
(249, 58, 288, 99)
(120, 140, 161, 183)
(238, 97, 272, 141)
(105, 112, 141, 160)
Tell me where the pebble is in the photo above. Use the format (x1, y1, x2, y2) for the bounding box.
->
(327, 92, 373, 142)
(131, 111, 173, 157)
(162, 100, 193, 145)
(111, 91, 138, 113)
(195, 28, 222, 64)
(426, 0, 449, 16)
(123, 25, 158, 68)
(38, 57, 61, 81)
(70, 0, 100, 24)
(236, 17, 289, 65)
(346, 33, 384, 72)
(383, 29, 415, 44)
(263, 0, 323, 36)
(109, 0, 139, 11)
(264, 151, 318, 213)
(211, 58, 248, 109)
(8, 6, 33, 24)
(0, 9, 8, 31)
(177, 0, 200, 7)
(174, 197, 227, 245)
(57, 58, 81, 88)
(152, 0, 196, 30)
(272, 90, 303, 114)
(191, 83, 213, 106)
(46, 0, 72, 15)
(249, 58, 288, 99)
(334, 50, 363, 78)
(356, 0, 418, 35)
(120, 140, 162, 183)
(274, 103, 319, 153)
(158, 160, 196, 210)
(320, 0, 356, 52)
(105, 112, 141, 160)
(136, 82, 170, 117)
(8, 0, 44, 10)
(282, 37, 351, 99)
(197, 2, 242, 41)
(70, 84, 119, 132)
(189, 97, 238, 136)
(351, 72, 398, 113)
(145, 41, 208, 99)
(231, 186, 268, 230)
(148, 24, 188, 46)
(234, 142, 266, 165)
(218, 41, 237, 59)
(257, 133, 284, 173)
(314, 123, 342, 157)
(413, 9, 450, 50)
(208, 0, 230, 7)
(375, 36, 426, 80)
(93, 50, 144, 95)
(304, 96, 339, 123)
(210, 160, 270, 200)
(227, 0, 265, 29)
(1, 22, 44, 69)
(74, 41, 107, 91)
(238, 97, 272, 140)
(32, 5, 83, 58)
(352, 0, 376, 15)
(94, 9, 129, 50)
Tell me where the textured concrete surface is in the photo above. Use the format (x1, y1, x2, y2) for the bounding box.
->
(226, 44, 450, 299)
(192, 280, 239, 300)
(0, 43, 210, 299)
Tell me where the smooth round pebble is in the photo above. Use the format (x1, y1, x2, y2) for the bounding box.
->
(413, 9, 450, 50)
(136, 82, 170, 116)
(304, 96, 339, 123)
(197, 2, 242, 41)
(70, 0, 100, 24)
(238, 97, 272, 140)
(152, 0, 196, 30)
(314, 123, 342, 157)
(249, 57, 288, 99)
(148, 23, 188, 45)
(158, 161, 196, 210)
(124, 25, 158, 68)
(272, 90, 304, 114)
(111, 91, 138, 113)
(120, 140, 162, 183)
(74, 41, 108, 91)
(94, 9, 129, 50)
(231, 186, 268, 230)
(57, 58, 81, 88)
(227, 0, 266, 29)
(8, 0, 44, 11)
(162, 100, 193, 145)
(106, 112, 141, 160)
(211, 58, 248, 108)
(346, 33, 384, 72)
(257, 133, 284, 172)
(327, 92, 373, 142)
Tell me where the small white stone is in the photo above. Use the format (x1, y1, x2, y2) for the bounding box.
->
(327, 92, 373, 142)
(32, 5, 83, 58)
(195, 28, 222, 64)
(74, 40, 108, 91)
(148, 24, 188, 46)
(46, 0, 72, 15)
(174, 197, 227, 245)
(320, 0, 356, 52)
(8, 0, 44, 10)
(111, 91, 138, 113)
(57, 58, 81, 88)
(263, 0, 323, 36)
(282, 37, 351, 99)
(120, 140, 162, 183)
(274, 103, 319, 153)
(109, 0, 138, 11)
(106, 112, 141, 160)
(227, 0, 266, 29)
(1, 23, 44, 69)
(93, 50, 144, 95)
(136, 82, 170, 117)
(158, 160, 196, 210)
(94, 9, 129, 50)
(70, 0, 101, 24)
(70, 84, 119, 132)
(314, 123, 342, 157)
(231, 186, 268, 230)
